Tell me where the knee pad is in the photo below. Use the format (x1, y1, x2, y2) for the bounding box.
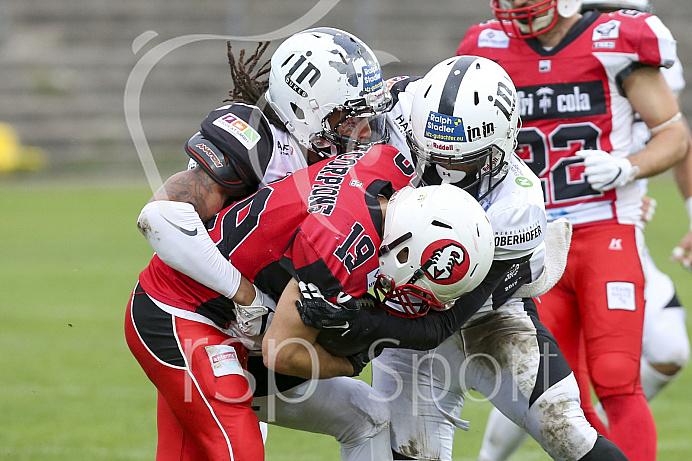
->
(590, 352, 640, 397)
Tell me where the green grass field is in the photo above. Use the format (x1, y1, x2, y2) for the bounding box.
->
(1, 176, 690, 460)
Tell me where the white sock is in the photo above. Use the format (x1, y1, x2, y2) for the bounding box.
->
(640, 359, 678, 401)
(477, 407, 529, 461)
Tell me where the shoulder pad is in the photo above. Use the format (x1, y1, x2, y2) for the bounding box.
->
(388, 76, 421, 108)
(198, 104, 276, 189)
(185, 132, 250, 189)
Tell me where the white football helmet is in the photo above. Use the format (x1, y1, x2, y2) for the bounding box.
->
(408, 56, 520, 200)
(266, 27, 391, 157)
(581, 0, 653, 13)
(492, 0, 583, 38)
(375, 184, 495, 318)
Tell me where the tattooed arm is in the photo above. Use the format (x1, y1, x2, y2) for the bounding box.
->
(150, 165, 238, 220)
(138, 165, 257, 304)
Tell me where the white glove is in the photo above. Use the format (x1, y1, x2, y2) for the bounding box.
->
(576, 149, 640, 191)
(232, 285, 276, 337)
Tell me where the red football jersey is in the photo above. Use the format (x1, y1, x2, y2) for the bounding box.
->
(459, 10, 676, 227)
(139, 145, 415, 325)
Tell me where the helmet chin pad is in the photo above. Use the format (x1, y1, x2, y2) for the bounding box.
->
(435, 165, 468, 184)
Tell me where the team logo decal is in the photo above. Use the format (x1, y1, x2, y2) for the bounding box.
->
(421, 239, 470, 285)
(593, 20, 621, 41)
(283, 54, 321, 97)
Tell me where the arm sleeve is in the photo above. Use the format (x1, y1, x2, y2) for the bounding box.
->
(342, 258, 517, 351)
(137, 200, 242, 298)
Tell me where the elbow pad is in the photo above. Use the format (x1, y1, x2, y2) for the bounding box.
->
(137, 200, 241, 298)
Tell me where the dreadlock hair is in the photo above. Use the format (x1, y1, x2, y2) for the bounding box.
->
(225, 41, 286, 131)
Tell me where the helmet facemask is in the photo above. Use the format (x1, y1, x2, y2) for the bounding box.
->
(493, 0, 559, 38)
(492, 0, 583, 38)
(408, 132, 512, 200)
(310, 97, 391, 158)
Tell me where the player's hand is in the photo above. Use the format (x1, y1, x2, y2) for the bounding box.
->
(641, 196, 657, 223)
(233, 285, 275, 337)
(295, 281, 361, 331)
(577, 149, 640, 191)
(671, 230, 692, 272)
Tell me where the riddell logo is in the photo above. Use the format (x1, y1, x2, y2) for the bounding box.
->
(196, 143, 223, 168)
(432, 142, 453, 151)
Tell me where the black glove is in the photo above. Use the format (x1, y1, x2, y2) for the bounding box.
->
(345, 346, 382, 377)
(296, 281, 365, 331)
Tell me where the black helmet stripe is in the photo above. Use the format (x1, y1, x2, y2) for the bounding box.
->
(437, 56, 476, 116)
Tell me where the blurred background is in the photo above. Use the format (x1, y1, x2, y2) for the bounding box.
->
(0, 0, 689, 182)
(1, 2, 690, 459)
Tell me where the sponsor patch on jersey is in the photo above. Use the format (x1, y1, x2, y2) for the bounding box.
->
(386, 75, 408, 89)
(212, 113, 261, 150)
(517, 81, 606, 121)
(421, 239, 470, 285)
(424, 111, 467, 143)
(362, 64, 384, 94)
(515, 176, 533, 188)
(606, 282, 636, 311)
(593, 41, 616, 49)
(593, 20, 621, 41)
(539, 60, 551, 73)
(205, 345, 245, 378)
(478, 29, 510, 49)
(495, 220, 543, 250)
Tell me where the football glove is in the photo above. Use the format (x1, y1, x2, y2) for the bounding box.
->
(233, 285, 275, 337)
(576, 149, 639, 191)
(296, 281, 374, 331)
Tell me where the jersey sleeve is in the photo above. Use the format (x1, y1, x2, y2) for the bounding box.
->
(637, 14, 677, 69)
(186, 104, 275, 190)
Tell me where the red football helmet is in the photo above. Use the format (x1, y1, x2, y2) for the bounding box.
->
(491, 0, 583, 38)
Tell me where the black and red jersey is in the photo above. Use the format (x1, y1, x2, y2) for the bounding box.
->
(139, 145, 415, 327)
